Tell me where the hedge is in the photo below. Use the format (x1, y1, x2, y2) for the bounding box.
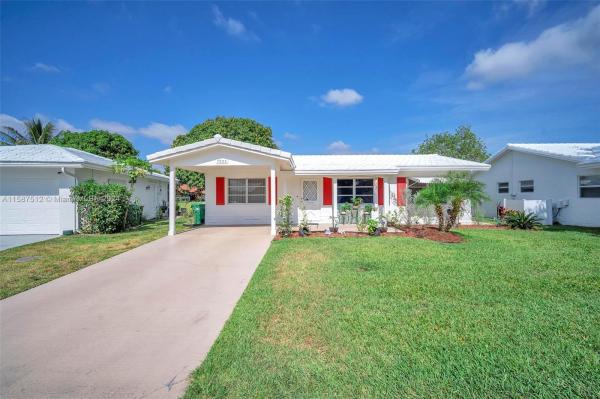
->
(71, 180, 131, 234)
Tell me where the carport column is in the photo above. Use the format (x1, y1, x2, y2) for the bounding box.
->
(270, 167, 276, 236)
(168, 165, 176, 236)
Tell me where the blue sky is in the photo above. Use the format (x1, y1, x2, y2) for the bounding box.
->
(1, 1, 599, 158)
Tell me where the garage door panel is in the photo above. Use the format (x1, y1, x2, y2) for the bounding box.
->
(0, 171, 61, 234)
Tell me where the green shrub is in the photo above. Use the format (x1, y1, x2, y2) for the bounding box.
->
(126, 203, 144, 228)
(367, 219, 379, 235)
(505, 211, 542, 230)
(70, 180, 131, 234)
(277, 194, 294, 237)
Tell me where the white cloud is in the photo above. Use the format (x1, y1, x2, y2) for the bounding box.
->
(55, 119, 81, 132)
(320, 88, 364, 107)
(327, 140, 351, 154)
(92, 82, 111, 95)
(29, 62, 60, 73)
(90, 118, 186, 144)
(90, 118, 137, 136)
(466, 5, 600, 89)
(138, 122, 187, 144)
(1, 113, 81, 134)
(212, 5, 259, 41)
(163, 85, 173, 93)
(283, 132, 299, 140)
(0, 113, 25, 131)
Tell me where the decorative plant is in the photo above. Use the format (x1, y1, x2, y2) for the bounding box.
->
(356, 219, 368, 233)
(330, 215, 339, 233)
(70, 180, 131, 234)
(276, 194, 294, 237)
(364, 204, 373, 214)
(415, 180, 451, 231)
(444, 172, 489, 231)
(340, 202, 352, 224)
(367, 219, 379, 236)
(112, 156, 155, 229)
(352, 197, 363, 207)
(299, 202, 311, 236)
(505, 211, 542, 230)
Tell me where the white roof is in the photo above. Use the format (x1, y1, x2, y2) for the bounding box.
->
(146, 134, 489, 174)
(147, 134, 293, 165)
(487, 143, 600, 165)
(292, 154, 489, 174)
(0, 144, 169, 181)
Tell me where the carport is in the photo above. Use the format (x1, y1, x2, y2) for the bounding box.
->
(147, 134, 295, 236)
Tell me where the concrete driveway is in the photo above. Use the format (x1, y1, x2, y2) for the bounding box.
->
(0, 226, 272, 398)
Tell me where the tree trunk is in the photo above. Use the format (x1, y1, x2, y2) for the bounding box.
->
(434, 205, 445, 231)
(445, 199, 462, 232)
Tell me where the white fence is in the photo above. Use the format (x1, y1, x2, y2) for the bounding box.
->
(502, 199, 553, 225)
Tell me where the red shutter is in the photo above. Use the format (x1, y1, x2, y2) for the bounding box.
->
(268, 177, 278, 205)
(396, 177, 407, 206)
(323, 177, 333, 205)
(216, 177, 225, 205)
(377, 177, 384, 206)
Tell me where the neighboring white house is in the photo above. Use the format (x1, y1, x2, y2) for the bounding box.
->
(147, 134, 490, 236)
(0, 145, 169, 235)
(476, 143, 600, 227)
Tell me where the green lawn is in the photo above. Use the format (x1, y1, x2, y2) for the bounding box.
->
(0, 219, 191, 299)
(185, 228, 600, 398)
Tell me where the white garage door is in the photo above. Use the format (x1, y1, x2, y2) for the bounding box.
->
(0, 175, 61, 235)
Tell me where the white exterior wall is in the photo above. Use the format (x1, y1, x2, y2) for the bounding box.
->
(476, 150, 600, 227)
(204, 168, 272, 225)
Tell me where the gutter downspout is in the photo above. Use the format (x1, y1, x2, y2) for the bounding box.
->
(61, 167, 79, 232)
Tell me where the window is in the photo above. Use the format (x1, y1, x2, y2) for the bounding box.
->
(520, 180, 534, 193)
(337, 179, 374, 204)
(498, 182, 509, 193)
(303, 180, 318, 201)
(579, 175, 600, 198)
(228, 178, 266, 204)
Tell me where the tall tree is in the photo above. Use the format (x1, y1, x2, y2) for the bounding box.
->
(412, 125, 490, 162)
(50, 130, 138, 159)
(0, 118, 56, 145)
(171, 117, 278, 189)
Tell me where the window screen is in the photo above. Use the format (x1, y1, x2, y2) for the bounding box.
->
(303, 180, 318, 201)
(580, 175, 600, 198)
(228, 178, 266, 204)
(498, 182, 509, 193)
(520, 180, 534, 193)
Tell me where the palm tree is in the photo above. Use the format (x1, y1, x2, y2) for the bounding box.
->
(0, 118, 56, 145)
(415, 180, 450, 231)
(444, 172, 489, 231)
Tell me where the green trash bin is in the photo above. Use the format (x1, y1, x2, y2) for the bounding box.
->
(191, 202, 205, 225)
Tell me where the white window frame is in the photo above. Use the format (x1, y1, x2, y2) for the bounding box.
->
(302, 180, 318, 202)
(227, 178, 267, 204)
(579, 175, 600, 198)
(520, 179, 534, 193)
(336, 178, 374, 204)
(498, 182, 509, 194)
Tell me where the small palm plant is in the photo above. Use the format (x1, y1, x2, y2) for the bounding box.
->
(0, 118, 56, 145)
(415, 180, 450, 231)
(444, 172, 490, 231)
(505, 211, 542, 230)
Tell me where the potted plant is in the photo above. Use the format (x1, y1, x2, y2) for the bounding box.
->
(340, 202, 352, 224)
(298, 204, 311, 236)
(367, 219, 380, 236)
(363, 203, 373, 223)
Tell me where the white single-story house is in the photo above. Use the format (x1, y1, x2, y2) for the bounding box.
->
(0, 145, 169, 235)
(147, 134, 491, 236)
(476, 143, 600, 227)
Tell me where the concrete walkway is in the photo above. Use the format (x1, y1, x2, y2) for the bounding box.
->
(0, 226, 272, 398)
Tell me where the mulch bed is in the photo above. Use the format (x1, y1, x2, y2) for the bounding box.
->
(275, 226, 463, 243)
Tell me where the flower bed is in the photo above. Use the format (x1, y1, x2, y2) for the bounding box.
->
(275, 226, 463, 243)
